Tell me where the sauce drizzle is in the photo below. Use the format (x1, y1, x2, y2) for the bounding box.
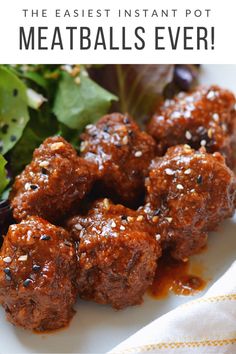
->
(149, 253, 206, 299)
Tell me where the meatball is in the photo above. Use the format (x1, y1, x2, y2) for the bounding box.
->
(0, 217, 77, 331)
(10, 136, 97, 223)
(80, 113, 157, 207)
(67, 199, 160, 309)
(147, 86, 236, 167)
(145, 145, 236, 261)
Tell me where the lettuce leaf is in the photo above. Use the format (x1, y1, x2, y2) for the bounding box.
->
(53, 68, 117, 130)
(0, 154, 9, 196)
(89, 65, 174, 122)
(0, 66, 29, 154)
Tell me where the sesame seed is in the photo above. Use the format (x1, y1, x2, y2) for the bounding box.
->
(185, 131, 192, 140)
(122, 136, 128, 145)
(197, 175, 203, 184)
(74, 223, 83, 231)
(152, 216, 159, 223)
(3, 268, 11, 280)
(40, 166, 48, 175)
(187, 104, 195, 111)
(86, 124, 94, 130)
(166, 217, 173, 223)
(165, 168, 175, 176)
(153, 209, 161, 216)
(103, 198, 110, 210)
(128, 130, 134, 137)
(185, 96, 194, 103)
(184, 144, 191, 150)
(120, 225, 125, 231)
(182, 258, 189, 262)
(184, 110, 191, 118)
(137, 215, 144, 221)
(3, 257, 12, 263)
(221, 123, 227, 132)
(103, 125, 109, 133)
(212, 113, 219, 122)
(134, 151, 142, 157)
(40, 235, 51, 241)
(190, 189, 195, 193)
(30, 184, 38, 190)
(200, 139, 206, 146)
(184, 168, 191, 175)
(50, 142, 64, 151)
(18, 255, 28, 261)
(127, 216, 134, 222)
(155, 234, 161, 241)
(176, 184, 184, 190)
(170, 111, 181, 119)
(111, 221, 116, 228)
(208, 129, 213, 139)
(32, 264, 41, 272)
(64, 240, 72, 247)
(23, 279, 32, 288)
(24, 182, 31, 191)
(206, 91, 216, 100)
(39, 161, 49, 168)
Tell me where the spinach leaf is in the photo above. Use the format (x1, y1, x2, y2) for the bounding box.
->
(0, 154, 9, 196)
(53, 68, 117, 131)
(10, 126, 43, 176)
(0, 66, 29, 154)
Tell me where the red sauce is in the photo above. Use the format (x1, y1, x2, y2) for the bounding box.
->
(149, 254, 207, 299)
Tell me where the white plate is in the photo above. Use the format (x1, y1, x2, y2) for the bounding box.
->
(0, 65, 236, 354)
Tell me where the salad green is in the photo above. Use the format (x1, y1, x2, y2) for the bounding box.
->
(54, 68, 117, 130)
(0, 64, 118, 199)
(0, 155, 9, 195)
(0, 66, 29, 155)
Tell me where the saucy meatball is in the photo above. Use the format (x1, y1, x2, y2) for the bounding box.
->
(145, 145, 236, 261)
(67, 199, 160, 309)
(10, 136, 97, 223)
(80, 113, 157, 207)
(147, 86, 236, 167)
(0, 217, 77, 331)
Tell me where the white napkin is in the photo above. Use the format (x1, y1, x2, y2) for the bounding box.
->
(109, 261, 236, 354)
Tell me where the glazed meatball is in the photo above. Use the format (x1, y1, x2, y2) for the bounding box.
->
(0, 217, 77, 331)
(67, 199, 160, 309)
(10, 136, 97, 223)
(80, 113, 157, 207)
(147, 86, 236, 167)
(145, 145, 236, 261)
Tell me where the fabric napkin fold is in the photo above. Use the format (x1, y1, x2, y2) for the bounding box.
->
(109, 261, 236, 354)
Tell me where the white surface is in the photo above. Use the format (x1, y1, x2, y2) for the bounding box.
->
(0, 65, 236, 354)
(1, 0, 236, 64)
(110, 262, 236, 354)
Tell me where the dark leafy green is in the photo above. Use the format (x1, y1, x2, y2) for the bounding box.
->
(10, 126, 43, 176)
(53, 68, 117, 130)
(0, 66, 29, 154)
(0, 154, 9, 195)
(89, 65, 174, 122)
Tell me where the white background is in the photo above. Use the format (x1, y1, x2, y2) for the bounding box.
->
(0, 0, 235, 63)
